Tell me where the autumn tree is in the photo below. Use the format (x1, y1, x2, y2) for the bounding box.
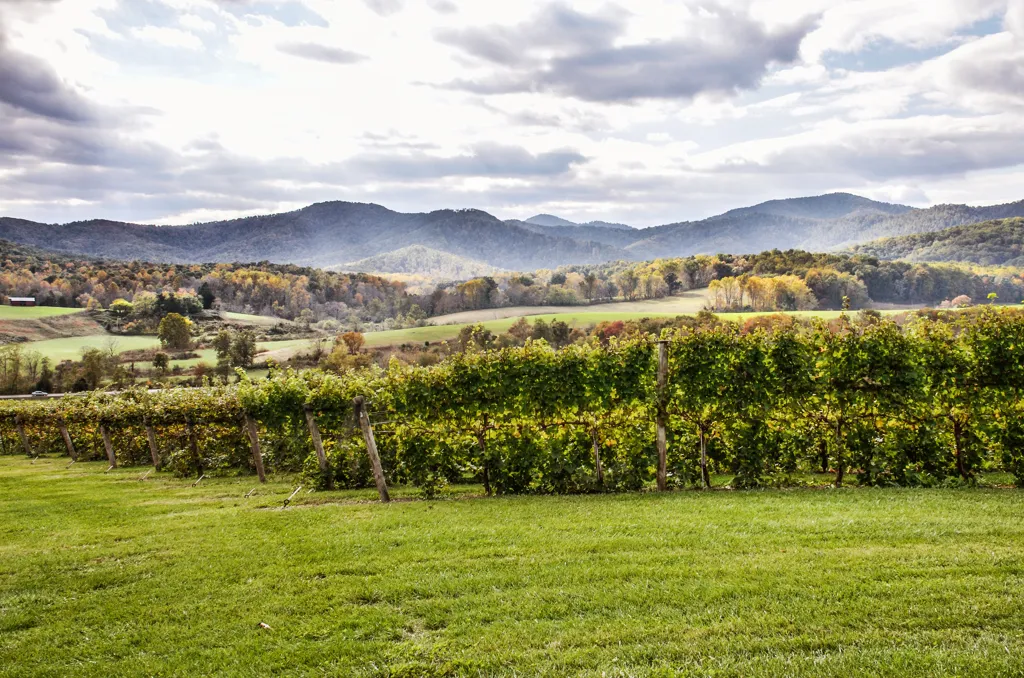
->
(339, 331, 365, 355)
(158, 313, 192, 350)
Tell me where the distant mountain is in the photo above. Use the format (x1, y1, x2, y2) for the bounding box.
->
(625, 193, 914, 259)
(507, 219, 642, 249)
(835, 200, 1024, 246)
(721, 192, 912, 221)
(849, 218, 1024, 266)
(340, 245, 504, 279)
(523, 214, 634, 230)
(525, 214, 577, 227)
(0, 203, 628, 271)
(4, 193, 1024, 271)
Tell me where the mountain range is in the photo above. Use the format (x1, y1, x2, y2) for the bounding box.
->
(3, 193, 1024, 274)
(849, 218, 1024, 267)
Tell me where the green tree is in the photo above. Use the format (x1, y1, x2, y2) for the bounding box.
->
(158, 313, 192, 350)
(79, 348, 110, 390)
(35, 358, 53, 393)
(213, 329, 233, 366)
(152, 352, 170, 373)
(230, 330, 257, 369)
(109, 299, 134, 321)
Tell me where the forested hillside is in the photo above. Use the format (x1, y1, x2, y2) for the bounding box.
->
(850, 218, 1024, 265)
(0, 204, 627, 271)
(341, 245, 503, 279)
(2, 239, 1023, 328)
(0, 240, 419, 326)
(3, 193, 1023, 269)
(851, 201, 1024, 243)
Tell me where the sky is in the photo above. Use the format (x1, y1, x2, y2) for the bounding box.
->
(0, 0, 1023, 227)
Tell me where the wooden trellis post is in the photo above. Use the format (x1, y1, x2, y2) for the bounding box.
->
(185, 419, 202, 479)
(354, 397, 390, 503)
(591, 429, 604, 486)
(99, 423, 117, 468)
(144, 419, 161, 469)
(15, 416, 34, 457)
(58, 419, 77, 461)
(244, 414, 267, 484)
(656, 340, 668, 492)
(303, 405, 333, 490)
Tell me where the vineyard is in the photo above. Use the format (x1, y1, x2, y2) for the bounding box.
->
(3, 308, 1024, 495)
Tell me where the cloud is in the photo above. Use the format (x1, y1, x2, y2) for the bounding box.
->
(130, 25, 204, 50)
(215, 0, 329, 28)
(277, 40, 365, 64)
(692, 114, 1024, 180)
(0, 4, 97, 123)
(437, 4, 816, 102)
(364, 0, 403, 17)
(347, 143, 587, 180)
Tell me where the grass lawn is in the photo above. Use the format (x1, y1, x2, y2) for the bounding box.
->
(19, 334, 162, 362)
(132, 340, 316, 371)
(0, 306, 83, 320)
(1, 456, 1022, 677)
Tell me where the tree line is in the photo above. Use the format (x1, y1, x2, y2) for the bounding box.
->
(3, 239, 1024, 326)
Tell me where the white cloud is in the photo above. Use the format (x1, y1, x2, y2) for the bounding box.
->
(129, 25, 204, 50)
(179, 13, 216, 33)
(0, 0, 1022, 228)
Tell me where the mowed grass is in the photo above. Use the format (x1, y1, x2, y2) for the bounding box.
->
(425, 289, 714, 325)
(1, 457, 1022, 677)
(0, 306, 83, 320)
(20, 334, 162, 362)
(21, 335, 318, 370)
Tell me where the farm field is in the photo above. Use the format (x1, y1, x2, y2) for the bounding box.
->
(20, 334, 162, 362)
(363, 307, 911, 347)
(1, 456, 1022, 677)
(221, 311, 292, 327)
(0, 306, 83, 320)
(426, 288, 714, 325)
(20, 335, 316, 368)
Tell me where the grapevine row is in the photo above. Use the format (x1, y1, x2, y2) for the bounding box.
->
(2, 309, 1024, 494)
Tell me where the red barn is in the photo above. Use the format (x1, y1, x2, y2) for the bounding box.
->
(8, 297, 36, 307)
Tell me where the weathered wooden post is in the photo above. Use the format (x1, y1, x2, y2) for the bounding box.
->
(186, 419, 202, 479)
(99, 422, 117, 468)
(303, 405, 333, 490)
(656, 340, 668, 492)
(15, 416, 34, 457)
(244, 414, 267, 484)
(591, 429, 604, 486)
(144, 419, 161, 469)
(354, 396, 390, 503)
(58, 419, 77, 461)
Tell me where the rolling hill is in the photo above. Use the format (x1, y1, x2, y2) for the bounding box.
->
(0, 204, 627, 271)
(525, 214, 634, 230)
(3, 193, 1024, 270)
(341, 245, 504, 279)
(849, 218, 1024, 266)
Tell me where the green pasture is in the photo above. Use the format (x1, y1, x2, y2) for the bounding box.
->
(364, 309, 908, 347)
(0, 306, 83, 320)
(17, 335, 317, 370)
(16, 335, 162, 362)
(1, 456, 1022, 676)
